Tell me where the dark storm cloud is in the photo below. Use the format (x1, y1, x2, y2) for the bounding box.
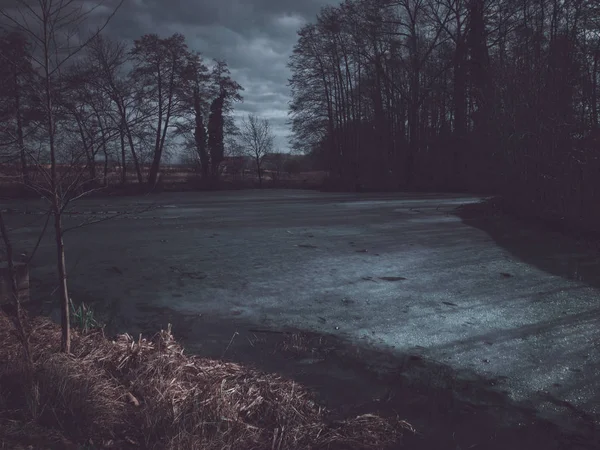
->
(99, 0, 340, 151)
(110, 0, 333, 37)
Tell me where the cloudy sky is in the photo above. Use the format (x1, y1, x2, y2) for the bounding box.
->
(100, 0, 339, 153)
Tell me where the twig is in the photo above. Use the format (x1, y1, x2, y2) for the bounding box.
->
(222, 331, 239, 359)
(61, 184, 108, 211)
(62, 204, 157, 234)
(26, 207, 52, 265)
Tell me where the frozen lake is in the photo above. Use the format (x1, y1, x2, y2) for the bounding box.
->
(4, 189, 599, 429)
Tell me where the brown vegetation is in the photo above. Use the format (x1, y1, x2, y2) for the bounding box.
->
(0, 313, 411, 449)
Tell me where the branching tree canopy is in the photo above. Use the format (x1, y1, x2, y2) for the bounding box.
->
(288, 0, 600, 230)
(239, 113, 275, 186)
(85, 33, 145, 184)
(129, 33, 192, 186)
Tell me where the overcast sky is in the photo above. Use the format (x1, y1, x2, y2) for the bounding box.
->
(99, 0, 339, 153)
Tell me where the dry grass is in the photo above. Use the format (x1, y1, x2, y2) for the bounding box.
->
(0, 313, 412, 449)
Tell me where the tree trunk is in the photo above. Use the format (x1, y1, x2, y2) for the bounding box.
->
(119, 122, 127, 185)
(147, 147, 162, 186)
(93, 109, 109, 186)
(407, 64, 420, 188)
(452, 35, 468, 187)
(125, 123, 143, 184)
(53, 207, 70, 353)
(118, 100, 143, 184)
(256, 158, 262, 187)
(75, 115, 96, 181)
(44, 21, 70, 353)
(14, 74, 28, 186)
(193, 87, 210, 179)
(592, 45, 599, 129)
(102, 143, 109, 186)
(148, 67, 164, 187)
(149, 98, 173, 187)
(89, 133, 97, 182)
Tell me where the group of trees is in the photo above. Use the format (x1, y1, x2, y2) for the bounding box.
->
(289, 0, 600, 230)
(0, 0, 285, 355)
(0, 0, 247, 354)
(0, 19, 244, 192)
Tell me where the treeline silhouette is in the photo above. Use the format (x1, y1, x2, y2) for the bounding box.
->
(289, 0, 600, 232)
(0, 31, 243, 190)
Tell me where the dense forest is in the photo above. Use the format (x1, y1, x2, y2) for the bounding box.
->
(289, 0, 600, 232)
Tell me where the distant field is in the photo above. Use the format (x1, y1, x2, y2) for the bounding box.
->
(0, 164, 328, 195)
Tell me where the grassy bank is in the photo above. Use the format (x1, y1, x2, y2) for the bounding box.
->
(0, 312, 409, 450)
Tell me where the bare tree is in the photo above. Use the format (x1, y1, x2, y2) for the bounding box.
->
(129, 33, 192, 187)
(0, 0, 123, 353)
(289, 0, 600, 229)
(85, 34, 146, 184)
(239, 114, 274, 187)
